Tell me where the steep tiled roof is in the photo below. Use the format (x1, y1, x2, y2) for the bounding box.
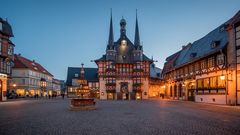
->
(162, 51, 180, 73)
(150, 64, 162, 79)
(114, 37, 135, 63)
(95, 55, 106, 62)
(66, 67, 98, 86)
(162, 11, 240, 74)
(13, 54, 53, 76)
(95, 17, 152, 63)
(174, 25, 228, 67)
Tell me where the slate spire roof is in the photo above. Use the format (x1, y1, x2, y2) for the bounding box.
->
(108, 9, 114, 47)
(134, 10, 140, 46)
(96, 12, 152, 63)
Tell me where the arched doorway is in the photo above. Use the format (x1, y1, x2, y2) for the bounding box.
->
(121, 82, 129, 100)
(187, 82, 195, 101)
(174, 84, 177, 98)
(179, 84, 182, 98)
(170, 86, 172, 97)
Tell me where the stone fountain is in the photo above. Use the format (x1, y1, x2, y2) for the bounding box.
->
(69, 63, 96, 111)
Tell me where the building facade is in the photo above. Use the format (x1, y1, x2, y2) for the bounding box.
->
(66, 65, 99, 98)
(149, 64, 163, 98)
(95, 13, 152, 100)
(11, 54, 53, 97)
(0, 18, 15, 101)
(52, 78, 62, 96)
(162, 11, 240, 105)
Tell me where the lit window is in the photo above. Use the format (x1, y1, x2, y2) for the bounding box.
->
(217, 54, 225, 65)
(200, 60, 206, 69)
(209, 77, 217, 88)
(208, 57, 215, 68)
(6, 62, 11, 74)
(8, 45, 13, 55)
(197, 79, 203, 89)
(203, 78, 209, 89)
(218, 76, 226, 88)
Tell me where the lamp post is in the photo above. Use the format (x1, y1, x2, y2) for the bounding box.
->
(12, 83, 16, 97)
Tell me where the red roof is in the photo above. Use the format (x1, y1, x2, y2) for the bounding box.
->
(13, 54, 53, 76)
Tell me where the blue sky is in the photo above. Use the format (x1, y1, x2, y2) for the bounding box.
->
(0, 0, 240, 80)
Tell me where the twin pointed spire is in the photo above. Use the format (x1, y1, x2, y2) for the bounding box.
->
(134, 9, 140, 46)
(108, 9, 114, 46)
(107, 9, 141, 47)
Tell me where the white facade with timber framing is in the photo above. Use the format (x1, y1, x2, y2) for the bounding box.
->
(95, 12, 153, 100)
(162, 11, 240, 105)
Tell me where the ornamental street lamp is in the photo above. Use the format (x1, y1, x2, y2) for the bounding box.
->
(12, 83, 17, 96)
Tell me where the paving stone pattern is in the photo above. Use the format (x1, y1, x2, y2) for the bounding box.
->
(0, 99, 240, 135)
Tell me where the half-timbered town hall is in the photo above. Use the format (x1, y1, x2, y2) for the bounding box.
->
(95, 13, 153, 100)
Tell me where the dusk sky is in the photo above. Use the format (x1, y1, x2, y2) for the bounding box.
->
(0, 0, 240, 80)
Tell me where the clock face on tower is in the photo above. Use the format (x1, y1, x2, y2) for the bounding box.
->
(121, 40, 127, 46)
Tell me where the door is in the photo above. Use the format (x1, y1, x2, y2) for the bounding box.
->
(188, 89, 195, 101)
(179, 84, 182, 97)
(121, 82, 129, 100)
(170, 86, 172, 97)
(174, 85, 177, 98)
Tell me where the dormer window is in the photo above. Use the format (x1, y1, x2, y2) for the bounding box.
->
(211, 41, 220, 49)
(220, 25, 226, 32)
(190, 53, 197, 58)
(34, 67, 38, 70)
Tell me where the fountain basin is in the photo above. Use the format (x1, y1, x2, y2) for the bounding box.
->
(70, 98, 96, 111)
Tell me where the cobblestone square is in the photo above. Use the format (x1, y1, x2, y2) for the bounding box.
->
(0, 99, 240, 135)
